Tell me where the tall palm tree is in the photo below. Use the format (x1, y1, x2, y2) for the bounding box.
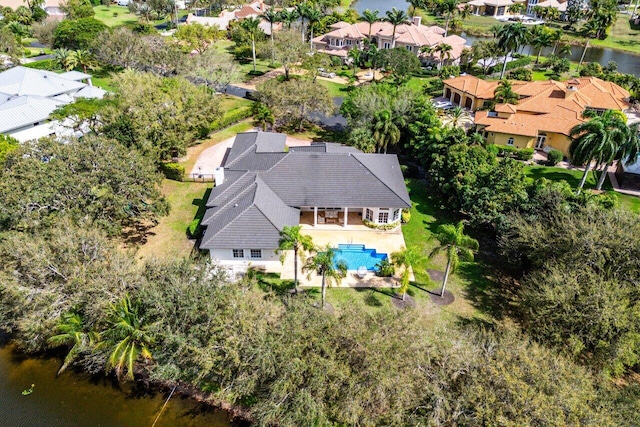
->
(607, 122, 640, 189)
(48, 312, 97, 375)
(569, 109, 628, 192)
(72, 49, 96, 73)
(100, 295, 154, 381)
(277, 225, 314, 293)
(385, 8, 409, 48)
(348, 46, 362, 76)
(442, 106, 473, 128)
(360, 9, 379, 39)
(296, 2, 311, 42)
(549, 28, 562, 55)
(279, 9, 299, 30)
(434, 0, 460, 37)
(435, 43, 453, 68)
(306, 7, 322, 51)
(430, 221, 478, 297)
(494, 79, 519, 104)
(391, 246, 426, 301)
(303, 245, 348, 309)
(263, 8, 280, 62)
(530, 26, 552, 64)
(241, 17, 262, 72)
(496, 23, 529, 79)
(372, 109, 401, 153)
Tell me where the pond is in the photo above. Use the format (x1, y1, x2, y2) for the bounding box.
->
(350, 0, 640, 75)
(0, 338, 234, 427)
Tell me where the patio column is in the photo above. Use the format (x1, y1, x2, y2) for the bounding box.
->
(343, 207, 348, 227)
(313, 206, 318, 227)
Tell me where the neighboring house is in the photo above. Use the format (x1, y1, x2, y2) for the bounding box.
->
(312, 17, 468, 65)
(0, 66, 106, 142)
(200, 131, 411, 273)
(443, 75, 630, 156)
(0, 0, 64, 18)
(185, 0, 280, 35)
(467, 0, 526, 16)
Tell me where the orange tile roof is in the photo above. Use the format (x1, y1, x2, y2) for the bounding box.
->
(463, 75, 630, 138)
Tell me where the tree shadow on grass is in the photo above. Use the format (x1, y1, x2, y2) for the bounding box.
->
(404, 179, 460, 235)
(251, 272, 296, 296)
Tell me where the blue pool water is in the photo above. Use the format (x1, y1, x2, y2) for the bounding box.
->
(333, 244, 388, 271)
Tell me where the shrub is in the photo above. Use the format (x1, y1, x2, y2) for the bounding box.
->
(53, 17, 108, 50)
(161, 162, 185, 181)
(489, 56, 531, 74)
(516, 148, 534, 161)
(508, 67, 532, 81)
(546, 149, 563, 166)
(489, 144, 534, 161)
(363, 219, 400, 230)
(375, 258, 395, 277)
(439, 65, 460, 78)
(187, 218, 202, 238)
(401, 208, 411, 224)
(580, 62, 603, 77)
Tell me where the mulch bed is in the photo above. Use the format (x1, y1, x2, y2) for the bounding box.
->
(429, 290, 455, 306)
(391, 294, 416, 310)
(427, 269, 445, 283)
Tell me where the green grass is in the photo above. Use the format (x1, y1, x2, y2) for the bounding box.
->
(93, 5, 138, 27)
(91, 76, 115, 92)
(591, 13, 640, 54)
(316, 79, 348, 98)
(524, 165, 640, 213)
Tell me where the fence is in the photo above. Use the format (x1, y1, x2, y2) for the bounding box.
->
(185, 173, 216, 183)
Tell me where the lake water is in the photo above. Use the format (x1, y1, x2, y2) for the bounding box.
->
(350, 0, 640, 76)
(0, 338, 234, 427)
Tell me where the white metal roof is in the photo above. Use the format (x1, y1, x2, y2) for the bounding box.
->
(0, 66, 87, 98)
(0, 95, 65, 133)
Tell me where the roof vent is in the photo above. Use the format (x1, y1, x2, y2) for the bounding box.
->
(234, 203, 238, 207)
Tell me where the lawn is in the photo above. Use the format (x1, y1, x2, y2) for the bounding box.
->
(93, 5, 138, 27)
(524, 165, 640, 212)
(591, 13, 640, 54)
(218, 94, 253, 115)
(316, 79, 349, 98)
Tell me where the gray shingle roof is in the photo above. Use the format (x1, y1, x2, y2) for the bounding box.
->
(261, 152, 410, 208)
(200, 131, 410, 250)
(200, 176, 299, 249)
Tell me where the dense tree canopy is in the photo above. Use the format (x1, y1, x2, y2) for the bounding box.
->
(0, 136, 168, 234)
(53, 17, 107, 50)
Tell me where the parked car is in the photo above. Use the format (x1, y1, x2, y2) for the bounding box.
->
(318, 68, 336, 78)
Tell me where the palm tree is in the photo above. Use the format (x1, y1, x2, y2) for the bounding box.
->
(52, 48, 71, 70)
(430, 221, 478, 297)
(496, 23, 529, 79)
(372, 110, 401, 153)
(549, 28, 562, 55)
(48, 312, 97, 375)
(241, 17, 262, 72)
(569, 109, 628, 192)
(263, 8, 280, 62)
(509, 1, 525, 15)
(360, 9, 379, 39)
(494, 79, 519, 104)
(442, 106, 473, 128)
(348, 46, 362, 76)
(434, 0, 460, 37)
(530, 26, 552, 64)
(100, 295, 154, 381)
(296, 2, 311, 43)
(303, 245, 347, 309)
(435, 43, 453, 68)
(279, 9, 299, 30)
(306, 7, 322, 51)
(277, 225, 314, 293)
(385, 8, 409, 48)
(72, 49, 96, 73)
(391, 246, 426, 301)
(607, 122, 640, 190)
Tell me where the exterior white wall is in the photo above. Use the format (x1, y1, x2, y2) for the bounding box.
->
(209, 248, 282, 273)
(362, 207, 402, 225)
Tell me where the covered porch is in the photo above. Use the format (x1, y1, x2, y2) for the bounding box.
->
(299, 207, 403, 228)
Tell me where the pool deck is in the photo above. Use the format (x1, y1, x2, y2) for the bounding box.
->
(280, 222, 413, 288)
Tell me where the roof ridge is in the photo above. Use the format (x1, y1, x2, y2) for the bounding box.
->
(208, 171, 250, 206)
(353, 153, 406, 205)
(252, 177, 285, 232)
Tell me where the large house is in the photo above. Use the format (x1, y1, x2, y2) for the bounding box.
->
(0, 66, 106, 142)
(312, 17, 468, 65)
(443, 74, 630, 155)
(185, 0, 280, 35)
(200, 131, 410, 273)
(0, 0, 64, 18)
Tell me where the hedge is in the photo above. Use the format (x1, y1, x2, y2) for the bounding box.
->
(210, 106, 253, 133)
(489, 56, 531, 74)
(161, 162, 185, 181)
(489, 144, 534, 161)
(546, 149, 563, 166)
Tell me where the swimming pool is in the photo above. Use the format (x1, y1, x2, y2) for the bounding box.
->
(333, 244, 388, 271)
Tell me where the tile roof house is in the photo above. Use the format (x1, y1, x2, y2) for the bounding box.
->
(443, 75, 630, 156)
(467, 0, 526, 16)
(312, 16, 468, 65)
(200, 131, 410, 273)
(0, 66, 106, 142)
